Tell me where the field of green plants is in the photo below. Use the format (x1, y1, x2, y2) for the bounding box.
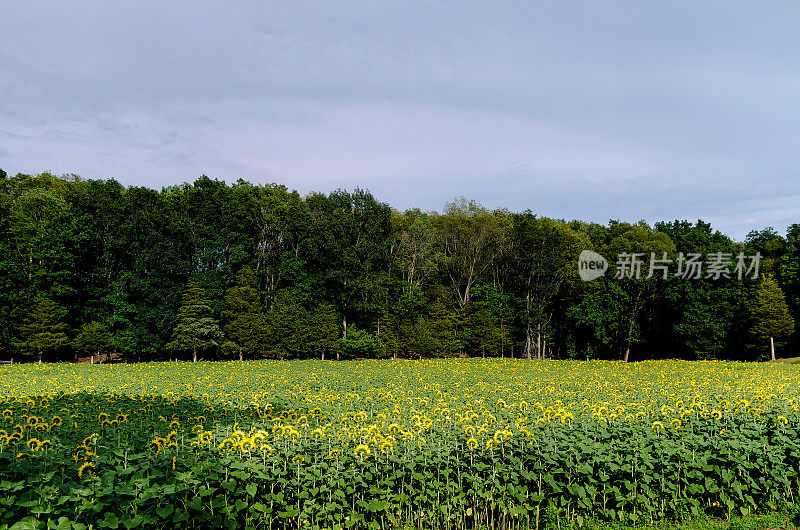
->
(1, 359, 800, 529)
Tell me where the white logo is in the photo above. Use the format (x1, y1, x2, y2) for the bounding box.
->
(578, 250, 608, 281)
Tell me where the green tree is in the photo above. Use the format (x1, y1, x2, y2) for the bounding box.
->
(603, 222, 675, 361)
(782, 224, 800, 316)
(266, 291, 312, 359)
(392, 209, 438, 295)
(749, 274, 794, 361)
(568, 281, 628, 359)
(375, 313, 401, 360)
(745, 227, 784, 277)
(339, 326, 377, 358)
(656, 220, 740, 359)
(117, 186, 192, 356)
(434, 198, 502, 310)
(464, 301, 506, 357)
(15, 299, 69, 363)
(427, 298, 461, 356)
(404, 317, 439, 357)
(73, 321, 114, 363)
(167, 280, 223, 362)
(305, 189, 393, 348)
(308, 303, 340, 360)
(509, 214, 589, 359)
(222, 267, 268, 360)
(10, 186, 77, 301)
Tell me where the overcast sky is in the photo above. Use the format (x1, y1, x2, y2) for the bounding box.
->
(2, 1, 799, 239)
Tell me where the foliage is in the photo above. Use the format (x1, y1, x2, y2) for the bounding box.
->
(72, 321, 114, 361)
(14, 299, 69, 362)
(748, 274, 795, 359)
(0, 170, 799, 361)
(339, 326, 376, 358)
(167, 280, 224, 361)
(308, 303, 341, 360)
(1, 359, 800, 528)
(222, 267, 268, 360)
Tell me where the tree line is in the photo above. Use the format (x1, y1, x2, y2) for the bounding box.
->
(1, 170, 796, 363)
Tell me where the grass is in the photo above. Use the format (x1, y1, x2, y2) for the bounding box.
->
(575, 512, 798, 530)
(775, 357, 800, 365)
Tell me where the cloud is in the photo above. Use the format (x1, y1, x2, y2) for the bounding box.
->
(2, 0, 800, 239)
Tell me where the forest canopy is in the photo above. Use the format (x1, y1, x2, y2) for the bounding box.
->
(0, 169, 796, 362)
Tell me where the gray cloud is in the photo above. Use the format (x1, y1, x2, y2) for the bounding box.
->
(2, 0, 799, 239)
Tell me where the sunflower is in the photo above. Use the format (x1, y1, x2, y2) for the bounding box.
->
(353, 443, 370, 461)
(78, 461, 95, 478)
(651, 421, 665, 433)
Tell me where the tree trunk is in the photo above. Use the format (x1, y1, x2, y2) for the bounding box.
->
(770, 336, 776, 362)
(525, 328, 532, 360)
(536, 332, 542, 360)
(500, 320, 504, 358)
(321, 350, 325, 361)
(623, 290, 642, 363)
(524, 294, 533, 360)
(623, 314, 636, 362)
(38, 351, 42, 364)
(193, 347, 198, 363)
(90, 355, 94, 364)
(338, 316, 346, 361)
(239, 348, 243, 362)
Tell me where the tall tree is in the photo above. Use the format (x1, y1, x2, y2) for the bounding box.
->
(167, 280, 223, 362)
(73, 321, 114, 363)
(305, 189, 393, 350)
(392, 209, 438, 295)
(656, 220, 741, 359)
(10, 186, 77, 302)
(434, 198, 502, 310)
(509, 214, 589, 359)
(308, 303, 340, 360)
(266, 290, 312, 359)
(749, 274, 794, 361)
(222, 266, 268, 360)
(781, 224, 800, 315)
(568, 281, 628, 359)
(117, 186, 191, 355)
(603, 222, 675, 361)
(15, 299, 69, 363)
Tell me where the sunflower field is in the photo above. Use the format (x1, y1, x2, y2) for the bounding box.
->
(1, 359, 800, 529)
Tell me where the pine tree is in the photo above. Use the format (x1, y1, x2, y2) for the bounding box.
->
(407, 317, 439, 357)
(465, 302, 504, 357)
(428, 299, 461, 356)
(308, 303, 340, 360)
(16, 299, 69, 363)
(266, 291, 312, 359)
(73, 321, 114, 363)
(749, 274, 795, 361)
(222, 267, 268, 360)
(167, 280, 223, 362)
